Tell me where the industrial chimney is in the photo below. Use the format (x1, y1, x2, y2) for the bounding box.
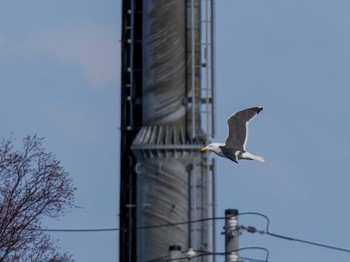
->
(120, 1, 215, 261)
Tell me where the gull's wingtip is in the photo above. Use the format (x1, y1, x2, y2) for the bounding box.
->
(256, 106, 263, 113)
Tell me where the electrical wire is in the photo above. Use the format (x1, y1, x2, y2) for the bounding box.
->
(238, 211, 350, 254)
(37, 216, 225, 233)
(38, 227, 119, 232)
(38, 211, 350, 255)
(37, 212, 264, 233)
(137, 216, 225, 230)
(210, 247, 270, 262)
(267, 231, 350, 253)
(241, 224, 350, 253)
(141, 250, 270, 262)
(37, 211, 266, 233)
(239, 212, 271, 233)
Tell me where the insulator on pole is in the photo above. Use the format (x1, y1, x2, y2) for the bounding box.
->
(169, 245, 182, 262)
(229, 251, 239, 262)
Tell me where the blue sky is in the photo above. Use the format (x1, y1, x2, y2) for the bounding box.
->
(0, 1, 120, 261)
(1, 1, 350, 261)
(215, 1, 350, 261)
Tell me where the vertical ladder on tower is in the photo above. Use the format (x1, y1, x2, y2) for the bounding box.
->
(119, 1, 143, 262)
(201, 0, 215, 140)
(200, 0, 217, 261)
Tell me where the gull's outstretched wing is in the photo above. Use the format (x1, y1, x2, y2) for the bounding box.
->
(225, 106, 263, 150)
(219, 146, 239, 163)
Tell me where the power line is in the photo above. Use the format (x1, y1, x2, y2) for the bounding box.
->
(38, 216, 225, 233)
(137, 216, 225, 230)
(241, 225, 350, 254)
(267, 231, 350, 253)
(239, 212, 271, 232)
(239, 211, 350, 254)
(38, 212, 264, 233)
(39, 212, 267, 233)
(141, 249, 270, 262)
(38, 228, 119, 233)
(38, 212, 350, 255)
(212, 247, 270, 262)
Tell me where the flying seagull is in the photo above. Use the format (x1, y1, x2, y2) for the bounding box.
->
(201, 106, 265, 163)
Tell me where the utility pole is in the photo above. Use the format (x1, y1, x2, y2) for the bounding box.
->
(225, 209, 239, 262)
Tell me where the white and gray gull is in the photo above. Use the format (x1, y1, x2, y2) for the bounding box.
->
(201, 106, 265, 163)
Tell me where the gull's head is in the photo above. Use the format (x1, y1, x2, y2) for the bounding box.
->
(201, 144, 212, 152)
(200, 146, 208, 152)
(200, 143, 223, 154)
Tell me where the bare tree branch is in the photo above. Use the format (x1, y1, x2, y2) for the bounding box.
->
(0, 136, 75, 262)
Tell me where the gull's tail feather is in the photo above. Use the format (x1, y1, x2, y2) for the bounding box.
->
(253, 155, 265, 162)
(242, 152, 265, 162)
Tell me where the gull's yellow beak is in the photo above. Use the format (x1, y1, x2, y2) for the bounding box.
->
(200, 147, 208, 152)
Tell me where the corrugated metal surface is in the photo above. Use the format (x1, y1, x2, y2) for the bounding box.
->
(142, 0, 186, 126)
(136, 158, 190, 260)
(132, 0, 209, 261)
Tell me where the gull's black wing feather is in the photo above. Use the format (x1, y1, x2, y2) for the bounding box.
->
(225, 107, 263, 150)
(219, 146, 238, 163)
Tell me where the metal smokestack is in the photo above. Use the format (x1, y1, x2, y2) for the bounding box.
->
(130, 0, 215, 260)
